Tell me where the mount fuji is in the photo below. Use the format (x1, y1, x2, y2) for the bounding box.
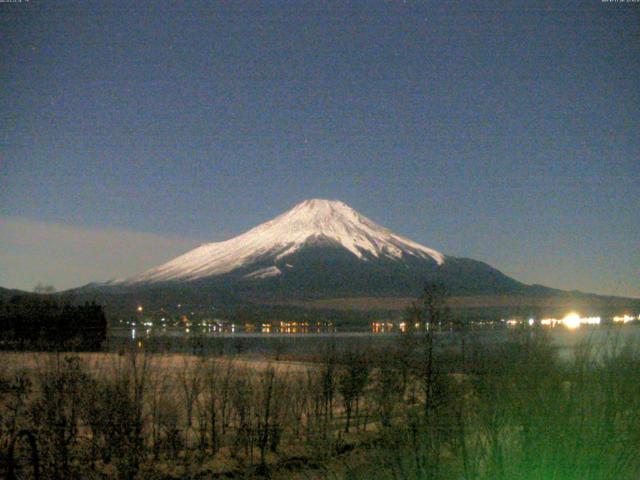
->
(71, 199, 640, 316)
(89, 199, 536, 302)
(124, 199, 445, 285)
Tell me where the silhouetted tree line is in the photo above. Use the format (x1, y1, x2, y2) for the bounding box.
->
(0, 295, 107, 350)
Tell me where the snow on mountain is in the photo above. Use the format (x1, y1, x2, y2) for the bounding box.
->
(122, 199, 444, 284)
(243, 266, 282, 280)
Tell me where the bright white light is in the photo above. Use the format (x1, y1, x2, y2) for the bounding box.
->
(562, 312, 581, 330)
(541, 315, 599, 328)
(528, 318, 535, 326)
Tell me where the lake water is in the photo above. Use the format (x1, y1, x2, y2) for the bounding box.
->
(107, 324, 640, 359)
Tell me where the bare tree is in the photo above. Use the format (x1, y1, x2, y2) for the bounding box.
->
(337, 349, 370, 433)
(177, 357, 203, 430)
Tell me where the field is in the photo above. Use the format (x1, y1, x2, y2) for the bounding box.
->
(1, 325, 640, 479)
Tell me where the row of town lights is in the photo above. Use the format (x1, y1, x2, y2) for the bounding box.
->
(135, 306, 637, 334)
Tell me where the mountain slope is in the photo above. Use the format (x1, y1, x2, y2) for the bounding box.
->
(122, 199, 444, 285)
(90, 198, 535, 302)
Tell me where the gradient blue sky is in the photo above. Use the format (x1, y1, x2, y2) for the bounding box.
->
(1, 0, 639, 296)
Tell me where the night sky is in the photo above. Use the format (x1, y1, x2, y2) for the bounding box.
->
(1, 0, 639, 297)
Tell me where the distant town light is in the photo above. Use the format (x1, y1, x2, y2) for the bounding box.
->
(562, 313, 581, 330)
(613, 314, 635, 323)
(560, 313, 601, 329)
(137, 305, 143, 312)
(582, 316, 601, 325)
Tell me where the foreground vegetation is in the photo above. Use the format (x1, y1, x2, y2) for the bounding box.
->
(1, 285, 639, 479)
(1, 329, 639, 479)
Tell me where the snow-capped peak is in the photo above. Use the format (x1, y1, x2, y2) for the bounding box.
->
(123, 199, 444, 284)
